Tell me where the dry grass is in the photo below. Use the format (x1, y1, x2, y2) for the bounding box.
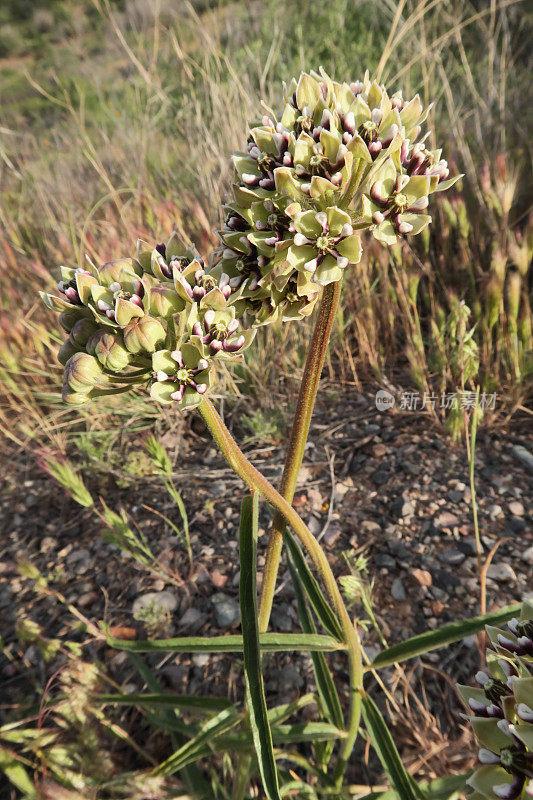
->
(0, 0, 530, 459)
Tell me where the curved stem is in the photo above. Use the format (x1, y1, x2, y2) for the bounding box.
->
(198, 397, 362, 783)
(258, 279, 343, 634)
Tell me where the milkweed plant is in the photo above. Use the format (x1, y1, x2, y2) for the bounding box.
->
(40, 69, 528, 798)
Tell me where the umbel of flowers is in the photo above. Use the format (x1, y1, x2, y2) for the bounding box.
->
(458, 601, 533, 799)
(214, 68, 457, 326)
(40, 236, 255, 409)
(41, 68, 459, 408)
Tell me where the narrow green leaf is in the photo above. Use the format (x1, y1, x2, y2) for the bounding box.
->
(169, 721, 345, 753)
(239, 493, 281, 800)
(270, 721, 345, 745)
(284, 531, 344, 641)
(267, 693, 316, 726)
(370, 603, 521, 669)
(288, 551, 344, 730)
(108, 632, 343, 653)
(145, 720, 345, 770)
(352, 772, 472, 799)
(127, 652, 163, 693)
(279, 779, 319, 798)
(98, 693, 231, 712)
(361, 693, 424, 800)
(151, 707, 240, 776)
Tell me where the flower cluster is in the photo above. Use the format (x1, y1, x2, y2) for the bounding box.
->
(214, 68, 459, 326)
(42, 69, 460, 405)
(458, 602, 533, 799)
(40, 234, 255, 409)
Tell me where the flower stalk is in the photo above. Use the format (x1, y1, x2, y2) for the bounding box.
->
(258, 279, 343, 633)
(197, 396, 363, 779)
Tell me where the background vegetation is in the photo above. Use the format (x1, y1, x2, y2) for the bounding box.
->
(0, 0, 531, 797)
(1, 0, 531, 451)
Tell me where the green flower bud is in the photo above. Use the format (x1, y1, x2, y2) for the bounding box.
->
(59, 309, 90, 332)
(58, 339, 79, 366)
(149, 284, 186, 317)
(63, 353, 105, 394)
(69, 318, 99, 347)
(87, 331, 131, 372)
(62, 387, 92, 406)
(123, 315, 166, 354)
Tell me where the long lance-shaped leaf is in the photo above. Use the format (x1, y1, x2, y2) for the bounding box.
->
(108, 632, 343, 653)
(239, 493, 281, 800)
(98, 693, 232, 712)
(288, 551, 344, 731)
(151, 707, 240, 777)
(284, 530, 344, 642)
(369, 603, 521, 670)
(361, 693, 425, 800)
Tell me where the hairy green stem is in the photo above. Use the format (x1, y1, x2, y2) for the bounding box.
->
(258, 280, 343, 634)
(198, 397, 363, 784)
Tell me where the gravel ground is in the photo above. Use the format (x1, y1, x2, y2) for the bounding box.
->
(1, 389, 531, 783)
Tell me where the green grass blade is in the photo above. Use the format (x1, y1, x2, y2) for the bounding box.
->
(239, 493, 281, 800)
(285, 531, 344, 642)
(98, 693, 232, 712)
(144, 721, 346, 769)
(151, 707, 240, 776)
(270, 722, 345, 745)
(267, 693, 316, 726)
(288, 551, 344, 730)
(361, 693, 424, 800)
(370, 603, 521, 669)
(127, 652, 163, 692)
(108, 632, 343, 653)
